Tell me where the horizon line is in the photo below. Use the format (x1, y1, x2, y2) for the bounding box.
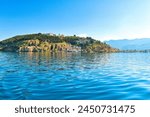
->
(1, 32, 150, 42)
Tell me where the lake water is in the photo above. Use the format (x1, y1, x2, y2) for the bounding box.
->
(0, 52, 150, 100)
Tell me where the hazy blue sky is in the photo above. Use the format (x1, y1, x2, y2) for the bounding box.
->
(1, 0, 150, 41)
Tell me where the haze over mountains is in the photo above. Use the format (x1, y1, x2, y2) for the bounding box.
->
(105, 38, 150, 50)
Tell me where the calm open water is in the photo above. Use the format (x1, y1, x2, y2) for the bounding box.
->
(0, 52, 150, 100)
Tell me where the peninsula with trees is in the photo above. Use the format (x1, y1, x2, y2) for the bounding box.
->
(0, 33, 118, 53)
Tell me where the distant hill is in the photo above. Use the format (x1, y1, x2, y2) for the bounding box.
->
(0, 33, 118, 53)
(105, 38, 150, 50)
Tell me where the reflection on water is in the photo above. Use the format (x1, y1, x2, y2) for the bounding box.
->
(0, 52, 150, 100)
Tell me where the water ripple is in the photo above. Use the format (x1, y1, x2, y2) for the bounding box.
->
(0, 52, 150, 100)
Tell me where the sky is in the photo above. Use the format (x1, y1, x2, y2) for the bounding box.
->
(1, 0, 150, 41)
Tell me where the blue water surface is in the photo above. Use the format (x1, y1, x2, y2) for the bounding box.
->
(0, 52, 150, 100)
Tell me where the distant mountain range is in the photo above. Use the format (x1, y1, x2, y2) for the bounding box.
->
(105, 38, 150, 50)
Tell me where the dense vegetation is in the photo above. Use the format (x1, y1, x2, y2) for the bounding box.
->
(0, 33, 118, 52)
